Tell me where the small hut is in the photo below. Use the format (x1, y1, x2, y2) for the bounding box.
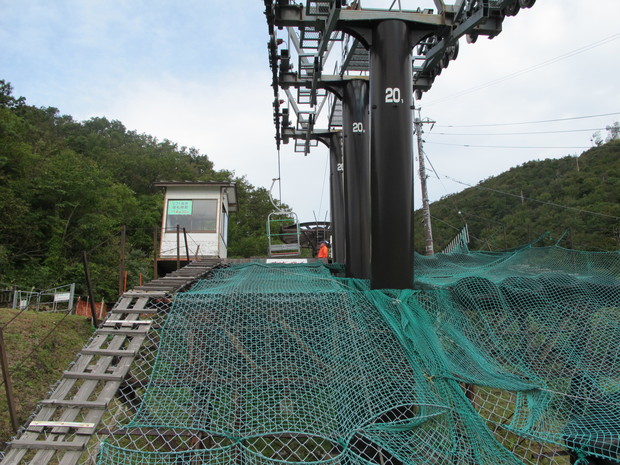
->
(155, 182, 238, 272)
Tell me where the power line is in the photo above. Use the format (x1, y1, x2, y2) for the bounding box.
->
(428, 142, 591, 149)
(422, 153, 466, 224)
(436, 112, 620, 128)
(429, 215, 461, 232)
(433, 128, 607, 136)
(442, 175, 620, 221)
(425, 33, 620, 106)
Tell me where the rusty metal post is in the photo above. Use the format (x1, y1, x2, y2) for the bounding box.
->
(118, 225, 126, 296)
(153, 226, 159, 280)
(82, 251, 99, 328)
(0, 329, 19, 433)
(183, 227, 190, 262)
(176, 224, 181, 270)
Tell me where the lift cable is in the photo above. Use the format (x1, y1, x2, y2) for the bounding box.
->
(316, 151, 330, 223)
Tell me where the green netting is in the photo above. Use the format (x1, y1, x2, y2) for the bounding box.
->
(96, 245, 620, 465)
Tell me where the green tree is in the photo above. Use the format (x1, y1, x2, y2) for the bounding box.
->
(414, 140, 620, 253)
(0, 79, 286, 298)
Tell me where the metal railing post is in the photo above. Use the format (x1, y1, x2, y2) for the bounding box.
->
(0, 329, 19, 433)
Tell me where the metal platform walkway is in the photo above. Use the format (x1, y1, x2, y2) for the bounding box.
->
(0, 258, 221, 465)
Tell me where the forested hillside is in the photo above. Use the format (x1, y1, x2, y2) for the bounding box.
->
(0, 80, 278, 300)
(414, 140, 620, 253)
(2, 79, 618, 300)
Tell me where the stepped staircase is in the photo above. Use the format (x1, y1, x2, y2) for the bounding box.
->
(0, 259, 221, 465)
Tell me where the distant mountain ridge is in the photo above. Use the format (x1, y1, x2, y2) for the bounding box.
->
(414, 140, 620, 253)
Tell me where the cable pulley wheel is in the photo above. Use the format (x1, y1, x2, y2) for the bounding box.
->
(505, 1, 520, 16)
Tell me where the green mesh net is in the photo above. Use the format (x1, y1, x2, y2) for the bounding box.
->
(94, 245, 620, 465)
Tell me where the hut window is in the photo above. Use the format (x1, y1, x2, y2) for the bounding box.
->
(166, 199, 217, 232)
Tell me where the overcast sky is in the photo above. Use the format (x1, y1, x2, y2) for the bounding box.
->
(1, 0, 618, 223)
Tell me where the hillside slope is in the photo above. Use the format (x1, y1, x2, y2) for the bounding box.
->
(0, 309, 94, 445)
(414, 140, 620, 252)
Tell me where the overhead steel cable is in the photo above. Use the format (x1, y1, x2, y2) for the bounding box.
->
(433, 127, 608, 136)
(422, 153, 467, 224)
(428, 142, 591, 149)
(425, 33, 620, 106)
(436, 111, 620, 128)
(443, 175, 620, 220)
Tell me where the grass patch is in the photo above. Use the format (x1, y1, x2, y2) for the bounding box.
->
(0, 308, 94, 445)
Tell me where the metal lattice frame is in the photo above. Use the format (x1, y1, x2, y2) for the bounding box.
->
(264, 0, 536, 154)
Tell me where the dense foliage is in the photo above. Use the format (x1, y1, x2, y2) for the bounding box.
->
(414, 140, 620, 253)
(0, 80, 278, 300)
(2, 80, 617, 297)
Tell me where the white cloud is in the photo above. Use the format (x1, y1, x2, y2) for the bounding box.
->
(2, 0, 619, 222)
(416, 0, 620, 208)
(88, 71, 329, 221)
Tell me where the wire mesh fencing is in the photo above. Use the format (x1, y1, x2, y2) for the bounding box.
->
(59, 245, 620, 465)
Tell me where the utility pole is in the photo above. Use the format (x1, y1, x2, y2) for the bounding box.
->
(414, 111, 435, 256)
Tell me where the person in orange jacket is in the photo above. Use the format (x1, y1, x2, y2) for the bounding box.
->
(317, 241, 329, 258)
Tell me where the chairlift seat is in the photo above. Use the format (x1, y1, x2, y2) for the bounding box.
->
(267, 211, 302, 257)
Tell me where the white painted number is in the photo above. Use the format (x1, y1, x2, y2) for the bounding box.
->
(352, 122, 365, 133)
(337, 163, 344, 172)
(385, 87, 402, 104)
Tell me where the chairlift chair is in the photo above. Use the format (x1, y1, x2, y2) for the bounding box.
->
(267, 211, 302, 257)
(266, 178, 302, 257)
